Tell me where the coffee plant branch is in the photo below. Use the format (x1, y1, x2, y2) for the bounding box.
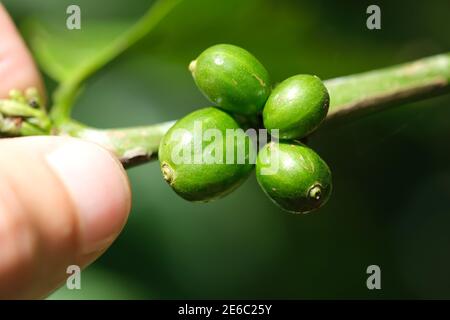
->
(71, 52, 450, 167)
(1, 53, 448, 167)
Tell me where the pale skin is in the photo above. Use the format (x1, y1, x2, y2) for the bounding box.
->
(0, 5, 132, 299)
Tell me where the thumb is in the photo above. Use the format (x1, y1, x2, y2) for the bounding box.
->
(0, 136, 131, 299)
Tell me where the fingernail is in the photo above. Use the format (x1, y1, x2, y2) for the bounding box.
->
(45, 140, 131, 254)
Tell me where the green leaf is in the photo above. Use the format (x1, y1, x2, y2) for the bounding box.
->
(24, 19, 132, 82)
(22, 0, 182, 123)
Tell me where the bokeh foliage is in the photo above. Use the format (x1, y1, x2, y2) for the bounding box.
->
(3, 0, 450, 298)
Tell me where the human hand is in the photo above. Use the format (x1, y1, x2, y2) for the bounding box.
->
(0, 5, 131, 299)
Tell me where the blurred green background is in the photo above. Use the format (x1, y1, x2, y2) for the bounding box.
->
(3, 0, 450, 299)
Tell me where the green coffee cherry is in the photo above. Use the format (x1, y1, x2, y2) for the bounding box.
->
(159, 107, 254, 202)
(256, 141, 332, 213)
(189, 44, 271, 115)
(263, 74, 329, 139)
